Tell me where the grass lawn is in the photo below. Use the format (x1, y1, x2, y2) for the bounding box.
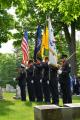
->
(0, 92, 80, 120)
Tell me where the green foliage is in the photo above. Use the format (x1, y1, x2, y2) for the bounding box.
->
(0, 0, 13, 9)
(36, 0, 58, 12)
(55, 31, 68, 55)
(58, 0, 80, 24)
(76, 41, 80, 76)
(0, 1, 16, 44)
(0, 10, 15, 43)
(0, 54, 18, 87)
(36, 0, 80, 24)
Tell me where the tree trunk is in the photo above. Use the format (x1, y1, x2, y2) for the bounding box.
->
(70, 21, 76, 76)
(63, 22, 76, 77)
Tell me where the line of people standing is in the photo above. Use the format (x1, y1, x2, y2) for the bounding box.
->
(17, 54, 72, 105)
(26, 57, 59, 105)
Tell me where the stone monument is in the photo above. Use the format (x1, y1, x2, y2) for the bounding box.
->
(13, 85, 21, 99)
(34, 104, 80, 120)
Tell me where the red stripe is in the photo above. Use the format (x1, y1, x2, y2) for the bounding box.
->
(22, 40, 28, 48)
(21, 36, 29, 64)
(21, 45, 29, 55)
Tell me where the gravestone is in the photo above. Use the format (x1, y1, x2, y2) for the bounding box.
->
(13, 85, 21, 99)
(2, 88, 6, 92)
(0, 86, 3, 100)
(6, 84, 11, 92)
(34, 104, 80, 120)
(6, 84, 16, 92)
(9, 85, 16, 92)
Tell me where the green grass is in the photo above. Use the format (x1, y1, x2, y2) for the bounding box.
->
(0, 92, 80, 120)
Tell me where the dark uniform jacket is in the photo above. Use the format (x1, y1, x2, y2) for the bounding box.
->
(49, 65, 58, 81)
(26, 66, 34, 84)
(42, 62, 49, 82)
(18, 71, 26, 87)
(33, 63, 42, 81)
(59, 62, 71, 84)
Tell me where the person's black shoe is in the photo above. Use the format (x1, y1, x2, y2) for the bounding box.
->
(22, 99, 26, 101)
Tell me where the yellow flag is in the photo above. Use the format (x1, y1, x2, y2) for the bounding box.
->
(40, 26, 49, 59)
(44, 26, 49, 55)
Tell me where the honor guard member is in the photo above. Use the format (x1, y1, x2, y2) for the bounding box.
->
(42, 57, 50, 103)
(59, 54, 72, 104)
(17, 64, 26, 101)
(33, 58, 43, 102)
(26, 60, 35, 102)
(49, 64, 59, 105)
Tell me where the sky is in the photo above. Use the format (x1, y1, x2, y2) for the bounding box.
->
(0, 41, 15, 54)
(76, 30, 80, 41)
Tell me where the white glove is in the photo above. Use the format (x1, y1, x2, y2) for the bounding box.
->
(47, 81, 49, 84)
(31, 80, 34, 84)
(58, 69, 62, 74)
(40, 79, 42, 83)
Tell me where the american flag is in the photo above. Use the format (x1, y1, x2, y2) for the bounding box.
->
(21, 31, 29, 64)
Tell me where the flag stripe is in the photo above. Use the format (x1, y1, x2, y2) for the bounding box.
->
(21, 43, 29, 54)
(21, 31, 29, 64)
(21, 41, 29, 54)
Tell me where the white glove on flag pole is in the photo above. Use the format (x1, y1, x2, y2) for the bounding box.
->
(48, 17, 57, 65)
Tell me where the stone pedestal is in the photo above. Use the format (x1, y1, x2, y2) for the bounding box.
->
(34, 105, 60, 120)
(64, 103, 80, 107)
(0, 86, 3, 100)
(34, 104, 80, 120)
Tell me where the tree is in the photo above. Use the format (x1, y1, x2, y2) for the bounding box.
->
(0, 53, 18, 87)
(35, 0, 80, 76)
(0, 1, 16, 45)
(10, 0, 80, 76)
